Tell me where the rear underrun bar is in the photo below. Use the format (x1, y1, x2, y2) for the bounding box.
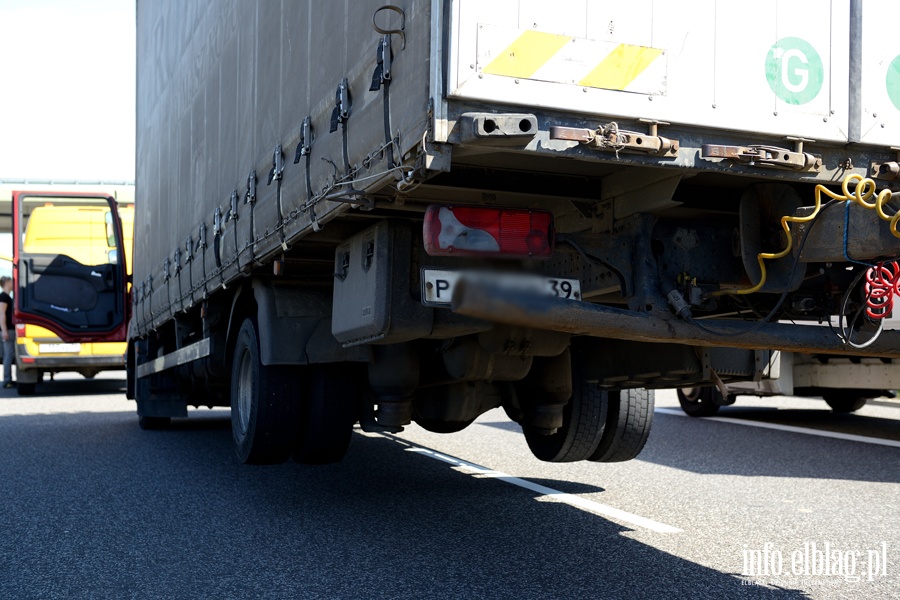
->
(451, 282, 900, 359)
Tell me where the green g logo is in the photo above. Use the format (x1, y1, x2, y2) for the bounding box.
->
(886, 54, 900, 111)
(765, 37, 824, 105)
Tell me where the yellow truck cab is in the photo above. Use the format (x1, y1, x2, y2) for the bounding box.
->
(13, 201, 134, 394)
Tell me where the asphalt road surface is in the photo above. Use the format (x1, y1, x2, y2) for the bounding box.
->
(1, 373, 898, 599)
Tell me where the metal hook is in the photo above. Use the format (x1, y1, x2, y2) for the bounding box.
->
(372, 5, 405, 50)
(323, 189, 376, 211)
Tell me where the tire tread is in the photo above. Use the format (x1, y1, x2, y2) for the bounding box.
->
(231, 319, 296, 465)
(523, 353, 608, 463)
(293, 363, 358, 465)
(590, 388, 654, 463)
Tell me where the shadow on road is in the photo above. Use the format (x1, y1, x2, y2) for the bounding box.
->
(707, 405, 900, 443)
(484, 409, 900, 485)
(165, 414, 231, 431)
(480, 420, 522, 434)
(636, 411, 900, 485)
(0, 410, 807, 599)
(0, 376, 127, 398)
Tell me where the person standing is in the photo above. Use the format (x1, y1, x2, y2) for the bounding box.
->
(0, 276, 15, 388)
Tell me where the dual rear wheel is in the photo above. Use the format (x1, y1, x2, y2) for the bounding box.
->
(230, 319, 358, 466)
(519, 357, 655, 463)
(522, 387, 655, 463)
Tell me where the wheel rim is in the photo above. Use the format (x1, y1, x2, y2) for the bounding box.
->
(680, 387, 701, 402)
(236, 348, 254, 436)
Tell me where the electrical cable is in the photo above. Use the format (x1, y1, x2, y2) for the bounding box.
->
(863, 261, 900, 319)
(713, 173, 900, 296)
(833, 256, 900, 348)
(687, 199, 837, 337)
(837, 266, 887, 349)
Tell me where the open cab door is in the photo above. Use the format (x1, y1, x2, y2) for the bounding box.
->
(12, 191, 129, 343)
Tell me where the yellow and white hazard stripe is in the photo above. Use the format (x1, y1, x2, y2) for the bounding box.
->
(477, 26, 666, 95)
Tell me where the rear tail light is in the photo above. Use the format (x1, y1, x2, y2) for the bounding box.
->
(423, 205, 554, 258)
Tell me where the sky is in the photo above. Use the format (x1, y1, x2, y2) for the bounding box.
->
(0, 0, 135, 182)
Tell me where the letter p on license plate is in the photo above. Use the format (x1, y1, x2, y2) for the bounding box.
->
(421, 269, 581, 307)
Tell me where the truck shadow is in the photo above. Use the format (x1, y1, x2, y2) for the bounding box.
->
(703, 405, 900, 442)
(0, 410, 809, 599)
(480, 411, 900, 484)
(630, 411, 900, 484)
(165, 415, 607, 494)
(166, 413, 232, 431)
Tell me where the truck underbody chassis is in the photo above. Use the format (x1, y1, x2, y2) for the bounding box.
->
(132, 0, 900, 465)
(129, 120, 900, 462)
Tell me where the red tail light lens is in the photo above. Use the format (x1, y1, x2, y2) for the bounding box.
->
(423, 205, 554, 258)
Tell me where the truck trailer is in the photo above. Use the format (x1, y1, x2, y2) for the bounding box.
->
(677, 352, 899, 416)
(131, 0, 900, 465)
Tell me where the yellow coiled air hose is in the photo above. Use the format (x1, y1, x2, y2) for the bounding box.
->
(714, 173, 900, 296)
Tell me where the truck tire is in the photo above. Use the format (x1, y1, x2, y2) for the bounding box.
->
(16, 382, 36, 396)
(677, 386, 720, 417)
(822, 391, 868, 413)
(521, 372, 608, 463)
(590, 389, 654, 463)
(293, 363, 359, 465)
(230, 319, 296, 465)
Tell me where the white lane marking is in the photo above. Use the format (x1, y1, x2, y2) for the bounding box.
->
(655, 407, 900, 449)
(383, 436, 682, 534)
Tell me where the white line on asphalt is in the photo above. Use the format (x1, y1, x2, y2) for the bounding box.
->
(655, 407, 900, 449)
(381, 435, 682, 534)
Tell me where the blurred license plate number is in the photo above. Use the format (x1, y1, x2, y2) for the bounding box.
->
(422, 269, 580, 306)
(39, 343, 81, 354)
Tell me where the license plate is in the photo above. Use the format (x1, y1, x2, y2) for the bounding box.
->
(38, 343, 82, 354)
(421, 269, 581, 307)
